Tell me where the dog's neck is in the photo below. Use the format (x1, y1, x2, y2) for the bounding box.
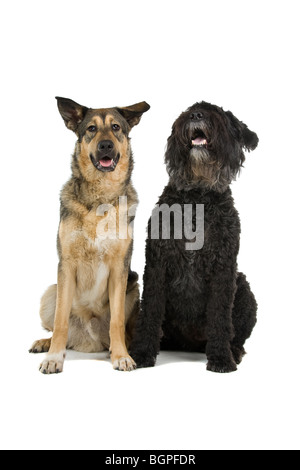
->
(169, 175, 231, 194)
(70, 147, 135, 208)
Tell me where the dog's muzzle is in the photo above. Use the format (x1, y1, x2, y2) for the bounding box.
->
(90, 140, 120, 172)
(187, 113, 209, 149)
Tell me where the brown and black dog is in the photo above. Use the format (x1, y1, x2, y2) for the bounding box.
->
(30, 97, 150, 374)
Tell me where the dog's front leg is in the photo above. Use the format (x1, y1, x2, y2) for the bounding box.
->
(109, 265, 136, 371)
(40, 263, 75, 374)
(130, 241, 167, 369)
(206, 270, 237, 373)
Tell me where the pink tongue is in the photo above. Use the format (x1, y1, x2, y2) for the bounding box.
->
(100, 158, 113, 167)
(192, 137, 207, 145)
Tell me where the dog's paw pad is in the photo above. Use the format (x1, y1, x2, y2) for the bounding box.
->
(29, 338, 51, 354)
(113, 356, 136, 372)
(39, 351, 66, 375)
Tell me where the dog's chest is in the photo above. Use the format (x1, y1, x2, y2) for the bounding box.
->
(70, 208, 129, 310)
(76, 260, 110, 310)
(66, 204, 123, 256)
(74, 230, 118, 300)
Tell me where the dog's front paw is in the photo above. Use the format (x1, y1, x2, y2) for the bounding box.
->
(207, 358, 237, 374)
(112, 355, 136, 372)
(39, 351, 66, 375)
(131, 353, 156, 369)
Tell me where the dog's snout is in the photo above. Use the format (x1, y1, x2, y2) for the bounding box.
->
(190, 112, 204, 121)
(98, 140, 114, 153)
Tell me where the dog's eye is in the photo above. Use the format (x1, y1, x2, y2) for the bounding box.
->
(112, 124, 120, 131)
(87, 126, 97, 133)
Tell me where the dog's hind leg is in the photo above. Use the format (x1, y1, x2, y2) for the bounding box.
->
(30, 284, 109, 355)
(29, 284, 57, 353)
(231, 273, 258, 364)
(40, 284, 57, 331)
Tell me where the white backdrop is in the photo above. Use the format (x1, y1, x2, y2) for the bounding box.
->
(0, 0, 299, 450)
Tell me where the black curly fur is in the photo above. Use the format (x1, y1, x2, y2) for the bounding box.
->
(130, 102, 258, 373)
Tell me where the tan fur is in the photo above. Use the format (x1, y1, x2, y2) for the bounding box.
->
(30, 100, 150, 374)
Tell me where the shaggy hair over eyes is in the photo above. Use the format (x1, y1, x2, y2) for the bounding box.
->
(165, 102, 259, 192)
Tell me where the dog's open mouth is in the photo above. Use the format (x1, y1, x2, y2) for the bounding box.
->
(90, 154, 120, 172)
(191, 130, 208, 148)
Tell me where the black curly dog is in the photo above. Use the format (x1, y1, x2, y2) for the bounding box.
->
(131, 102, 259, 373)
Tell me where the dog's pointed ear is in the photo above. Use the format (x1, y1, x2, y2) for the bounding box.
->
(226, 110, 259, 152)
(116, 102, 150, 129)
(56, 97, 89, 133)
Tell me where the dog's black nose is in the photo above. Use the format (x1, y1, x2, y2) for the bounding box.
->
(190, 112, 204, 121)
(98, 140, 114, 153)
